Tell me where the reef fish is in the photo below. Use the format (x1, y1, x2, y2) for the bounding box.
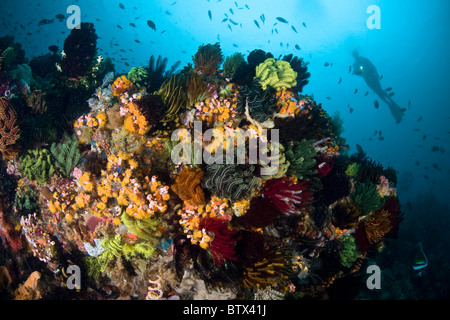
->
(338, 77, 342, 84)
(388, 92, 395, 97)
(129, 22, 136, 27)
(295, 44, 301, 50)
(352, 50, 405, 123)
(117, 24, 123, 29)
(147, 20, 157, 30)
(55, 14, 65, 21)
(229, 19, 238, 25)
(222, 18, 228, 23)
(302, 22, 307, 28)
(48, 45, 58, 53)
(38, 19, 53, 26)
(276, 17, 288, 23)
(260, 14, 265, 24)
(254, 20, 260, 28)
(291, 25, 298, 33)
(324, 62, 330, 67)
(385, 87, 392, 92)
(374, 100, 379, 109)
(119, 3, 125, 9)
(208, 10, 212, 20)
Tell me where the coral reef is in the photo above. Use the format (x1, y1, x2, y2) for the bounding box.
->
(0, 30, 404, 301)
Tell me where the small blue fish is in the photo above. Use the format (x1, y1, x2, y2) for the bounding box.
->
(295, 44, 300, 50)
(229, 19, 238, 25)
(260, 14, 265, 24)
(291, 25, 298, 33)
(302, 22, 307, 28)
(254, 20, 260, 28)
(412, 243, 428, 276)
(208, 10, 212, 20)
(229, 8, 234, 14)
(276, 17, 288, 23)
(222, 18, 228, 23)
(245, 4, 249, 9)
(228, 24, 232, 31)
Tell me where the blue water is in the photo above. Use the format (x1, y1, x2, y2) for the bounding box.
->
(2, 0, 450, 298)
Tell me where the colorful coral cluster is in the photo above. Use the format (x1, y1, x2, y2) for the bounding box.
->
(0, 40, 404, 301)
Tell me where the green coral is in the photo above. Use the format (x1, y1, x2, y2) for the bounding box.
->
(50, 134, 82, 177)
(202, 164, 262, 201)
(19, 149, 55, 185)
(127, 66, 149, 87)
(95, 234, 156, 273)
(121, 213, 162, 244)
(350, 181, 385, 216)
(1, 47, 16, 69)
(223, 52, 245, 79)
(285, 139, 317, 181)
(254, 58, 297, 91)
(339, 235, 361, 268)
(9, 63, 35, 87)
(345, 162, 360, 178)
(13, 183, 40, 218)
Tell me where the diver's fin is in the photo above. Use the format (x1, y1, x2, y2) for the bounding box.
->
(387, 97, 405, 123)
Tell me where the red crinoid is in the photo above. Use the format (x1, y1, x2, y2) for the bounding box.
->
(198, 217, 240, 266)
(263, 177, 312, 215)
(381, 196, 404, 235)
(317, 155, 334, 177)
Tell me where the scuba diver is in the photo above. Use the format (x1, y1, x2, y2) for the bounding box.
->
(352, 50, 406, 123)
(412, 242, 428, 277)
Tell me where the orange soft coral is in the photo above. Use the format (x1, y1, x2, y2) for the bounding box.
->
(172, 166, 205, 206)
(112, 75, 133, 97)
